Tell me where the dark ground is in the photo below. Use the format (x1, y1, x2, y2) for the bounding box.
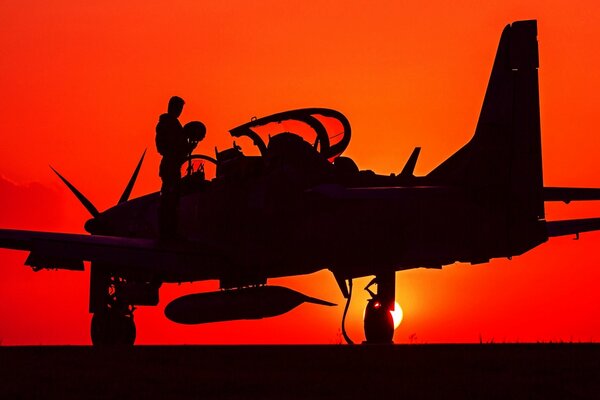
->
(1, 344, 598, 399)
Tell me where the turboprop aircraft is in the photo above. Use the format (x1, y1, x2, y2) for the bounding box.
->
(2, 19, 600, 346)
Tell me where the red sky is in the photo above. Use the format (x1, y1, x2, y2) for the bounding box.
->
(1, 1, 599, 345)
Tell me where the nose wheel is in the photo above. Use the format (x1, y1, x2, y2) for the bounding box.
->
(91, 307, 136, 346)
(89, 264, 137, 346)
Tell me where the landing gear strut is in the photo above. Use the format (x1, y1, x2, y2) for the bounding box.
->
(89, 264, 137, 346)
(363, 271, 395, 344)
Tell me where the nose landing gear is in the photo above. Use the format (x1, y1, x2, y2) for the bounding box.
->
(89, 264, 137, 346)
(91, 306, 136, 346)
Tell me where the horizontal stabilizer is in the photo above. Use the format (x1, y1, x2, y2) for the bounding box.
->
(543, 187, 600, 203)
(546, 218, 600, 237)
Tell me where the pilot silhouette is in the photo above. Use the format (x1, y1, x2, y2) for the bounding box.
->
(155, 96, 204, 240)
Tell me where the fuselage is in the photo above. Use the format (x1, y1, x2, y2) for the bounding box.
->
(89, 147, 548, 286)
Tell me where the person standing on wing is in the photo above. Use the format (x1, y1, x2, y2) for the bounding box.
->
(155, 96, 204, 240)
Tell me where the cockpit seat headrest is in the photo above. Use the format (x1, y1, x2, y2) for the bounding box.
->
(334, 156, 359, 174)
(267, 133, 316, 161)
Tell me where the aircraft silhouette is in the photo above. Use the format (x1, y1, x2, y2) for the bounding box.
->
(2, 20, 600, 345)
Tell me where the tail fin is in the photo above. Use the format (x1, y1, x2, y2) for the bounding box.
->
(428, 20, 546, 253)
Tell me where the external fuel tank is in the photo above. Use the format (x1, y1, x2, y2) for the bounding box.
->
(164, 285, 336, 324)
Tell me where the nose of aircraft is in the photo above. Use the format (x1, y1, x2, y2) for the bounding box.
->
(84, 217, 100, 234)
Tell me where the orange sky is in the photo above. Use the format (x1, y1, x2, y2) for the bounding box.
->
(1, 1, 599, 345)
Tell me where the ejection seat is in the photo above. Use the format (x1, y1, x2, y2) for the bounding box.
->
(179, 154, 216, 194)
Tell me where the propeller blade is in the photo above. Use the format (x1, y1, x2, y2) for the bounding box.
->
(50, 166, 100, 218)
(118, 149, 146, 204)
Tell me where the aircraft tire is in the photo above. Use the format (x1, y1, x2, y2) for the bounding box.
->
(363, 299, 394, 344)
(91, 310, 136, 346)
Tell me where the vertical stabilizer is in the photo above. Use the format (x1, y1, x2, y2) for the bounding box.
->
(427, 20, 546, 254)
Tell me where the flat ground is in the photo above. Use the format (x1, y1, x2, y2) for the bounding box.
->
(1, 344, 598, 399)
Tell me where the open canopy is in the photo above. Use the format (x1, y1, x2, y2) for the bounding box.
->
(229, 108, 351, 160)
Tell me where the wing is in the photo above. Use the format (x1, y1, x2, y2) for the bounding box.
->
(0, 229, 227, 282)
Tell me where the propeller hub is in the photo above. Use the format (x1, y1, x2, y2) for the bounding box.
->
(84, 217, 101, 234)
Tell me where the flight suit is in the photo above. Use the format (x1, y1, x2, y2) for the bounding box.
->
(155, 113, 191, 239)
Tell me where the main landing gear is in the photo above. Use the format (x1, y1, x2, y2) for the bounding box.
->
(89, 264, 136, 346)
(363, 271, 396, 344)
(338, 271, 397, 344)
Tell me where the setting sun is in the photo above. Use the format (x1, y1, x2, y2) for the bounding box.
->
(392, 302, 403, 330)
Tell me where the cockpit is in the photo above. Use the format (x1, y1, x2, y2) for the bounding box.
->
(180, 108, 352, 186)
(229, 108, 351, 160)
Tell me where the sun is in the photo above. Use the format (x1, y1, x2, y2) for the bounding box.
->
(391, 302, 403, 329)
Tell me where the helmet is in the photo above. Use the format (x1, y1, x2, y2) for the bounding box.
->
(183, 121, 206, 142)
